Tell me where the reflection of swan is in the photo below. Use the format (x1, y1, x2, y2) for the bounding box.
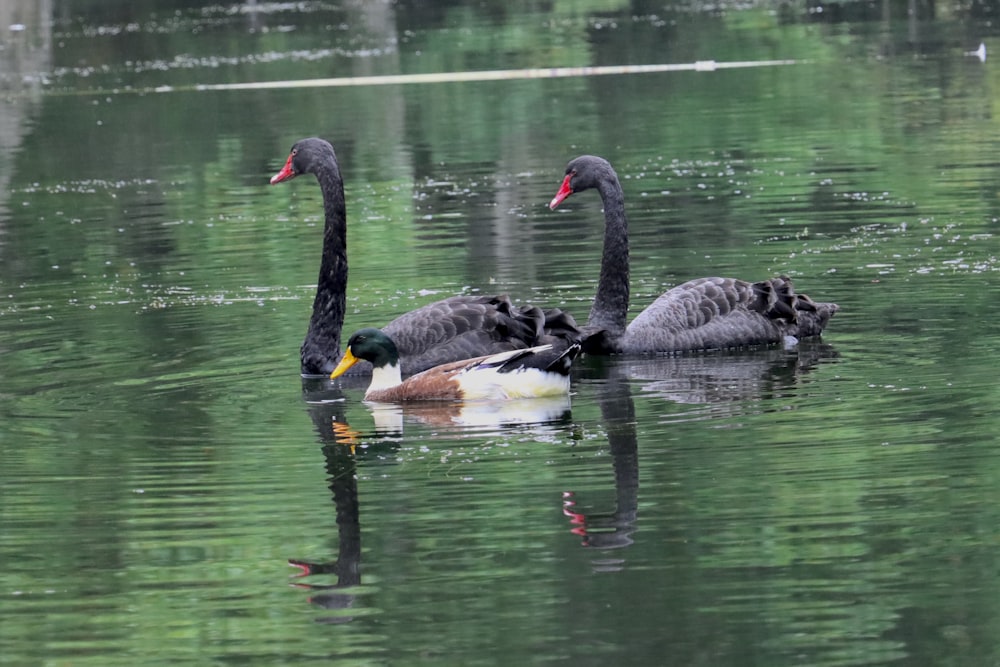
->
(288, 393, 367, 625)
(289, 378, 574, 623)
(549, 155, 839, 354)
(562, 343, 838, 570)
(329, 327, 580, 401)
(613, 339, 838, 406)
(270, 138, 581, 377)
(562, 371, 639, 564)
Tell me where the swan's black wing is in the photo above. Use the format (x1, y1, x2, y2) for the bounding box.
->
(384, 295, 582, 376)
(307, 295, 583, 378)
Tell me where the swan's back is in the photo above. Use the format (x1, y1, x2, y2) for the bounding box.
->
(620, 276, 838, 354)
(382, 294, 581, 375)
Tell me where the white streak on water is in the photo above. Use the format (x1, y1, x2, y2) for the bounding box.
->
(189, 59, 802, 92)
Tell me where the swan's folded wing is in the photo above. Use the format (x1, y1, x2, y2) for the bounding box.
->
(382, 294, 581, 375)
(622, 276, 836, 353)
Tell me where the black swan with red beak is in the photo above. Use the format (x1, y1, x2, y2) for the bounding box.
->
(548, 155, 838, 354)
(270, 138, 580, 377)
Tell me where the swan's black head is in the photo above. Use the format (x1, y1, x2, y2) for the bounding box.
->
(270, 137, 338, 185)
(548, 155, 617, 209)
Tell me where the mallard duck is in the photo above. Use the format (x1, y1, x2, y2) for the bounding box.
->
(270, 138, 581, 377)
(329, 328, 581, 402)
(549, 155, 839, 354)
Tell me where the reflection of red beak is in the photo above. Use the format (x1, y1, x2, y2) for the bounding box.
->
(548, 174, 574, 209)
(270, 154, 297, 185)
(288, 559, 314, 577)
(562, 492, 589, 541)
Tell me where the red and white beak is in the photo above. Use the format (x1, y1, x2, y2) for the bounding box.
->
(270, 153, 297, 185)
(548, 173, 574, 209)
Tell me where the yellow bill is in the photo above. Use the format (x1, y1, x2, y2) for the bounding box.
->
(329, 349, 360, 379)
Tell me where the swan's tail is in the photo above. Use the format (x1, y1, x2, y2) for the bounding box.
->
(514, 304, 585, 350)
(752, 276, 839, 337)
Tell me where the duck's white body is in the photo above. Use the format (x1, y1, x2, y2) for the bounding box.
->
(331, 328, 581, 403)
(366, 345, 572, 402)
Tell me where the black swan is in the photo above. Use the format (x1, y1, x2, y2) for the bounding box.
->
(270, 137, 580, 377)
(328, 327, 581, 402)
(549, 155, 838, 354)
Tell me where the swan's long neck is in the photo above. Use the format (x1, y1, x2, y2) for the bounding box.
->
(588, 177, 629, 336)
(305, 161, 348, 359)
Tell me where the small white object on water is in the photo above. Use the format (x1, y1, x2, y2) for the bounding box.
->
(9, 23, 26, 32)
(966, 42, 986, 62)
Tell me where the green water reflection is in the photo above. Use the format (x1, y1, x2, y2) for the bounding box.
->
(3, 1, 1000, 666)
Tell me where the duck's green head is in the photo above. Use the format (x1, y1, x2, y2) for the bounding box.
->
(329, 328, 400, 378)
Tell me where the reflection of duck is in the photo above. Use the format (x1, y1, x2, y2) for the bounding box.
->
(271, 138, 581, 376)
(362, 396, 572, 434)
(330, 327, 581, 402)
(549, 155, 839, 354)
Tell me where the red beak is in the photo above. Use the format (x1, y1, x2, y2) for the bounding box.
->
(270, 153, 297, 185)
(548, 174, 574, 209)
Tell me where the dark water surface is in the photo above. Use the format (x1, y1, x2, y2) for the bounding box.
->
(3, 1, 1000, 665)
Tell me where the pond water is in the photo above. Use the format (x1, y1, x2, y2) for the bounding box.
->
(3, 1, 1000, 665)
